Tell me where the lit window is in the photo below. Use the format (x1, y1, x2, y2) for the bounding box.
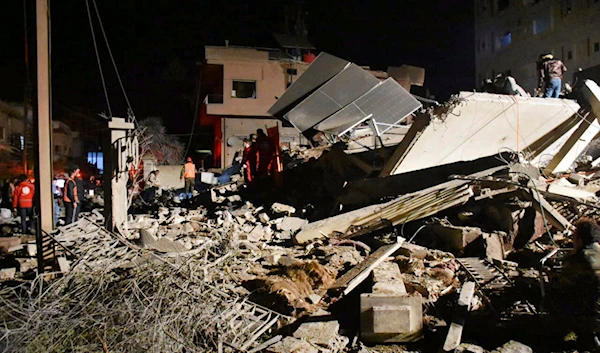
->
(19, 136, 24, 150)
(231, 81, 257, 99)
(499, 32, 512, 48)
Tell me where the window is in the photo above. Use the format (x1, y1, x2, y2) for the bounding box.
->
(595, 42, 600, 52)
(533, 14, 551, 34)
(498, 0, 510, 11)
(54, 145, 60, 153)
(499, 32, 512, 48)
(19, 136, 24, 150)
(561, 0, 573, 17)
(0, 126, 4, 141)
(231, 81, 257, 99)
(567, 50, 573, 60)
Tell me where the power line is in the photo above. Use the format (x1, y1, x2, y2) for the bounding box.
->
(91, 0, 132, 117)
(85, 0, 112, 118)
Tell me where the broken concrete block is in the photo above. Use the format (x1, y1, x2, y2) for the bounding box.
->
(484, 232, 505, 261)
(27, 243, 36, 257)
(0, 237, 21, 252)
(227, 195, 241, 202)
(271, 202, 296, 215)
(397, 243, 428, 260)
(372, 261, 407, 295)
(307, 293, 322, 304)
(139, 223, 160, 245)
(278, 216, 308, 233)
(258, 213, 270, 224)
(427, 224, 482, 252)
(0, 268, 16, 280)
(293, 320, 340, 347)
(57, 257, 70, 273)
(247, 226, 267, 242)
(267, 337, 318, 353)
(360, 293, 422, 343)
(491, 341, 532, 353)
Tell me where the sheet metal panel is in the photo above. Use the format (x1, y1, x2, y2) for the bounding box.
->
(315, 78, 422, 136)
(268, 52, 349, 117)
(284, 64, 380, 132)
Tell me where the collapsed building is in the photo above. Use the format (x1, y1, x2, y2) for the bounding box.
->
(3, 52, 600, 352)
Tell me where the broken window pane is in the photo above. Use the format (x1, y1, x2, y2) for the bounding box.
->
(231, 81, 257, 99)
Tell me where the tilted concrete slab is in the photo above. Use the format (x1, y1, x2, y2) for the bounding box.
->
(386, 92, 580, 176)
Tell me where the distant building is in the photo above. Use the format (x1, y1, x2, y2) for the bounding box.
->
(199, 45, 314, 168)
(474, 0, 600, 94)
(0, 100, 26, 154)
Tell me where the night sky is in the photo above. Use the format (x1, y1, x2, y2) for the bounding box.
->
(0, 0, 474, 135)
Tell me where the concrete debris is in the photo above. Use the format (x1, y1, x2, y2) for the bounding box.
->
(4, 77, 600, 353)
(267, 336, 319, 353)
(292, 319, 340, 347)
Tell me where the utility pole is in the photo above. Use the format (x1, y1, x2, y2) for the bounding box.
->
(34, 0, 54, 272)
(23, 0, 31, 174)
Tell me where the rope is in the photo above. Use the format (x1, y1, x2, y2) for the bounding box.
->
(91, 0, 133, 118)
(85, 0, 112, 118)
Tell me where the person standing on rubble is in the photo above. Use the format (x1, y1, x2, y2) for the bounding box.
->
(539, 54, 568, 98)
(143, 170, 161, 202)
(180, 157, 196, 199)
(254, 129, 275, 180)
(1, 177, 17, 209)
(63, 168, 79, 225)
(74, 172, 85, 221)
(550, 217, 600, 349)
(12, 174, 35, 234)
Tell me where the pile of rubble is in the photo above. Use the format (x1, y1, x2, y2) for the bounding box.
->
(4, 54, 600, 351)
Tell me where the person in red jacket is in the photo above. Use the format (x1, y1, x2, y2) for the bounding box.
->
(241, 138, 256, 184)
(13, 174, 35, 234)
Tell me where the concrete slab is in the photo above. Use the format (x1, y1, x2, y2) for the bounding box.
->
(292, 320, 340, 346)
(372, 261, 407, 295)
(427, 224, 483, 252)
(360, 293, 422, 343)
(0, 268, 16, 280)
(386, 92, 580, 175)
(278, 217, 308, 233)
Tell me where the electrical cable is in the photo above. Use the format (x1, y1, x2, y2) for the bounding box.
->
(91, 0, 132, 118)
(85, 0, 112, 118)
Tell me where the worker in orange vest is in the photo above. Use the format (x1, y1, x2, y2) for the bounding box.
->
(180, 157, 196, 199)
(13, 174, 35, 234)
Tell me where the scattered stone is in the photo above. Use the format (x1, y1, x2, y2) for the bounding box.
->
(278, 216, 308, 233)
(271, 203, 296, 215)
(293, 320, 340, 347)
(57, 257, 70, 273)
(491, 340, 532, 353)
(0, 268, 16, 280)
(259, 213, 271, 224)
(267, 336, 318, 353)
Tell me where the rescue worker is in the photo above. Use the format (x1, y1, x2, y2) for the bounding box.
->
(74, 172, 85, 221)
(254, 129, 274, 179)
(12, 174, 35, 234)
(180, 157, 196, 199)
(143, 170, 160, 202)
(551, 217, 600, 349)
(63, 168, 79, 225)
(241, 138, 256, 184)
(539, 53, 568, 98)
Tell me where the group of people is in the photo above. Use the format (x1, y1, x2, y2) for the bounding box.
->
(241, 128, 276, 185)
(0, 167, 101, 235)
